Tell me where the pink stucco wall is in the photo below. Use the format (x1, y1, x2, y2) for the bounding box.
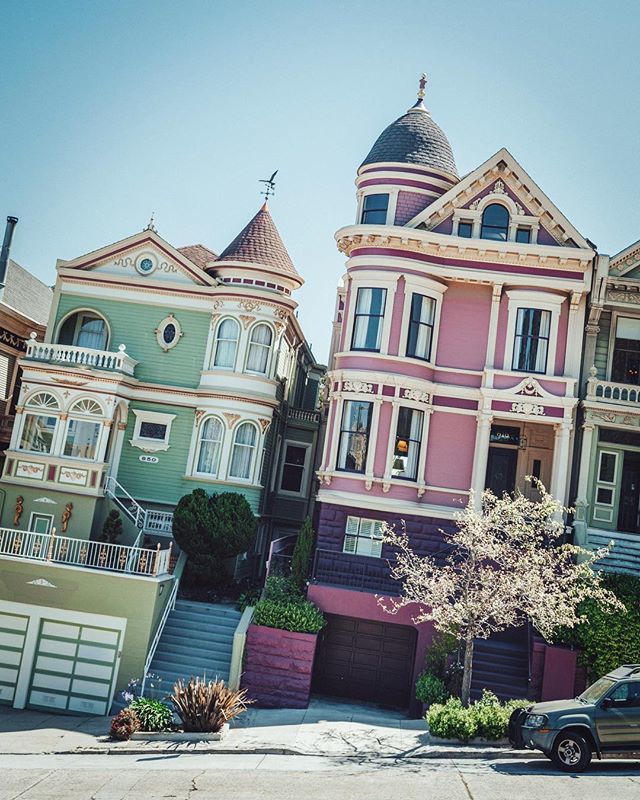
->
(373, 401, 393, 476)
(424, 410, 476, 491)
(494, 294, 510, 369)
(554, 299, 568, 375)
(436, 282, 492, 370)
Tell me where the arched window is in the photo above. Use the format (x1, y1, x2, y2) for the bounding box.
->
(58, 311, 109, 350)
(245, 324, 273, 375)
(229, 422, 257, 480)
(480, 203, 509, 241)
(196, 417, 224, 476)
(19, 392, 61, 454)
(213, 318, 240, 369)
(64, 397, 103, 460)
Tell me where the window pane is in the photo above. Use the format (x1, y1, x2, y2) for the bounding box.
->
(139, 422, 167, 440)
(64, 419, 100, 459)
(516, 227, 531, 243)
(512, 308, 550, 373)
(337, 401, 372, 473)
(480, 203, 509, 241)
(458, 221, 473, 238)
(351, 288, 386, 351)
(598, 452, 616, 483)
(76, 315, 108, 349)
(214, 319, 240, 368)
(197, 418, 223, 475)
(229, 423, 257, 480)
(281, 445, 307, 492)
(361, 194, 389, 225)
(391, 407, 423, 480)
(20, 413, 57, 453)
(246, 324, 272, 373)
(596, 487, 613, 505)
(407, 294, 435, 360)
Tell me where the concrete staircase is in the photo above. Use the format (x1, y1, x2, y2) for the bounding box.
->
(470, 630, 530, 702)
(147, 599, 242, 697)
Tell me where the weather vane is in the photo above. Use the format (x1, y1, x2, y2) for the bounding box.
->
(145, 211, 157, 233)
(418, 72, 428, 100)
(259, 170, 278, 201)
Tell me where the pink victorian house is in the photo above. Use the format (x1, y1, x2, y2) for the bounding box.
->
(308, 80, 596, 709)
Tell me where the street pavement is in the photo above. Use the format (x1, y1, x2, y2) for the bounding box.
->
(0, 752, 639, 799)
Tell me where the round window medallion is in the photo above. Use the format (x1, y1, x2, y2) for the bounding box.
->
(155, 315, 182, 351)
(135, 253, 157, 275)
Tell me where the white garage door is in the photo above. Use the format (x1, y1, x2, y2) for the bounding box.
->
(0, 612, 29, 706)
(27, 619, 122, 715)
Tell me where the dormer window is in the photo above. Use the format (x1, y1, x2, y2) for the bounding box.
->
(458, 221, 473, 238)
(516, 227, 531, 244)
(361, 194, 389, 225)
(480, 203, 509, 241)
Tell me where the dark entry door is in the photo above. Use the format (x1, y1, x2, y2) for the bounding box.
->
(312, 615, 417, 708)
(618, 453, 640, 533)
(485, 447, 518, 496)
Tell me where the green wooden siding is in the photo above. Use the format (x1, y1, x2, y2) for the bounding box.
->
(594, 310, 611, 380)
(54, 295, 210, 388)
(115, 401, 261, 513)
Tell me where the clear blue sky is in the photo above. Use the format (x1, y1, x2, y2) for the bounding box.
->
(1, 0, 639, 362)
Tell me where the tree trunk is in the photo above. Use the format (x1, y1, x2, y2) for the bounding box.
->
(461, 636, 474, 707)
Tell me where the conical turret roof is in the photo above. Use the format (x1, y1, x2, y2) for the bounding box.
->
(215, 203, 302, 286)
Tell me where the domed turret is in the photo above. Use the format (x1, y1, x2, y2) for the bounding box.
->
(356, 75, 459, 226)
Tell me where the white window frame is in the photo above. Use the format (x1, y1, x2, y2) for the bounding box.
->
(505, 290, 565, 377)
(193, 415, 226, 478)
(594, 449, 619, 509)
(278, 440, 312, 497)
(607, 312, 640, 384)
(400, 276, 447, 364)
(55, 309, 111, 350)
(28, 512, 54, 535)
(346, 278, 392, 355)
(244, 322, 275, 377)
(155, 314, 183, 352)
(343, 516, 384, 558)
(130, 409, 176, 452)
(212, 316, 241, 370)
(228, 421, 260, 483)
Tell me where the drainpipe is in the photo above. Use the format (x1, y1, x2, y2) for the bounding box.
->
(0, 216, 19, 300)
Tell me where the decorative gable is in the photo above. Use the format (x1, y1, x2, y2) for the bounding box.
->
(609, 239, 640, 279)
(408, 148, 592, 251)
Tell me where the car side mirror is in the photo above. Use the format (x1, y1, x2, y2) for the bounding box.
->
(601, 697, 614, 710)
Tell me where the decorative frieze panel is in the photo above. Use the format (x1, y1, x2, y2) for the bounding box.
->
(342, 380, 374, 394)
(511, 401, 545, 416)
(585, 409, 640, 427)
(15, 461, 45, 481)
(401, 388, 431, 403)
(606, 289, 640, 306)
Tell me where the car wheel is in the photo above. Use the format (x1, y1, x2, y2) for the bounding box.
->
(551, 732, 592, 772)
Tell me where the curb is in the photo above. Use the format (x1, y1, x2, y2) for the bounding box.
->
(0, 746, 544, 760)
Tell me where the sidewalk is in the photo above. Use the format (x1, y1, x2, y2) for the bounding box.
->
(0, 698, 537, 760)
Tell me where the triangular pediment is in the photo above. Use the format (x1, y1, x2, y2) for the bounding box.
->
(407, 148, 592, 251)
(57, 230, 217, 287)
(609, 239, 640, 279)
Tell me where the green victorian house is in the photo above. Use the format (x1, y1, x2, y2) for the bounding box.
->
(0, 203, 323, 715)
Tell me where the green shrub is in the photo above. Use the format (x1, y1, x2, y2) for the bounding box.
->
(253, 598, 325, 634)
(427, 691, 532, 742)
(291, 518, 314, 589)
(129, 697, 174, 732)
(264, 575, 302, 604)
(558, 571, 640, 682)
(427, 697, 478, 742)
(415, 672, 448, 707)
(101, 509, 123, 544)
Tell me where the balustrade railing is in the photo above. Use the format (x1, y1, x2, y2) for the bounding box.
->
(586, 375, 640, 405)
(24, 337, 137, 376)
(287, 407, 321, 424)
(144, 509, 174, 535)
(0, 526, 171, 576)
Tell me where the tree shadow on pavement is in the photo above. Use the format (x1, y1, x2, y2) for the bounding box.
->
(491, 758, 640, 777)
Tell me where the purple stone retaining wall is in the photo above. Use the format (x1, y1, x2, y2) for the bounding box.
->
(241, 623, 317, 709)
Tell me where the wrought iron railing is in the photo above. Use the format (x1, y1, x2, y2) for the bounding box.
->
(104, 476, 173, 534)
(0, 526, 172, 576)
(24, 337, 137, 376)
(312, 548, 402, 595)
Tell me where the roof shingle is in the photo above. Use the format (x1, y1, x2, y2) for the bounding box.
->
(2, 260, 52, 325)
(178, 244, 218, 269)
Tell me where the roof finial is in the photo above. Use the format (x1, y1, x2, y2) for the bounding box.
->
(259, 170, 278, 209)
(418, 72, 428, 100)
(145, 212, 157, 233)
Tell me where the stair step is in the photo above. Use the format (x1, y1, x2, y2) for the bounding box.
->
(158, 633, 234, 650)
(175, 600, 241, 615)
(153, 646, 233, 665)
(169, 609, 241, 625)
(151, 657, 231, 675)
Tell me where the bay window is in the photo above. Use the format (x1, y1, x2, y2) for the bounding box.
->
(351, 288, 386, 352)
(196, 417, 224, 476)
(391, 407, 423, 481)
(406, 293, 435, 361)
(213, 318, 240, 369)
(512, 308, 551, 373)
(20, 413, 57, 454)
(246, 324, 273, 375)
(337, 400, 372, 473)
(64, 419, 100, 459)
(229, 422, 258, 480)
(611, 317, 640, 385)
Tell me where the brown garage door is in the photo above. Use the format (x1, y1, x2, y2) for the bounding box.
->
(312, 615, 417, 708)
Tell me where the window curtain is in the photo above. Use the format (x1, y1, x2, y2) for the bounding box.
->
(197, 418, 224, 475)
(246, 324, 272, 374)
(76, 316, 108, 350)
(229, 422, 257, 480)
(514, 308, 550, 372)
(214, 319, 240, 368)
(407, 294, 435, 360)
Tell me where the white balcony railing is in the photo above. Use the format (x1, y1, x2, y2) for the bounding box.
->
(144, 509, 174, 535)
(0, 526, 172, 577)
(586, 373, 640, 405)
(24, 337, 137, 377)
(104, 476, 173, 535)
(287, 407, 321, 424)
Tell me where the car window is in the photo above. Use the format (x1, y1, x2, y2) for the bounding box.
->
(581, 676, 615, 704)
(609, 683, 629, 702)
(608, 681, 640, 708)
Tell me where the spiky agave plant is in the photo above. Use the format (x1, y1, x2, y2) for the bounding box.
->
(170, 677, 252, 732)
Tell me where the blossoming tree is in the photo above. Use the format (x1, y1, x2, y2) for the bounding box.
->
(380, 483, 623, 706)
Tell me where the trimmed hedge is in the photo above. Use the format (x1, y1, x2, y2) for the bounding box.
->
(427, 691, 530, 742)
(560, 572, 640, 682)
(253, 598, 325, 634)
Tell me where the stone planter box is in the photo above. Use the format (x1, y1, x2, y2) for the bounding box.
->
(130, 724, 229, 742)
(241, 623, 318, 709)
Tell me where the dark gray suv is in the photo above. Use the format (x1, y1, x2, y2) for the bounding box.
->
(509, 665, 640, 771)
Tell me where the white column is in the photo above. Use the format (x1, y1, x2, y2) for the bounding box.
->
(382, 400, 400, 482)
(485, 284, 503, 370)
(550, 421, 573, 506)
(564, 292, 584, 380)
(470, 412, 493, 507)
(575, 423, 595, 504)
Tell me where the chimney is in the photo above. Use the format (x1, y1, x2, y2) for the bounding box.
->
(0, 216, 19, 291)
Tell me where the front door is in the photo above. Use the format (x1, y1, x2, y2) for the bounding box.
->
(595, 682, 640, 747)
(485, 447, 518, 497)
(617, 453, 640, 533)
(28, 514, 53, 535)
